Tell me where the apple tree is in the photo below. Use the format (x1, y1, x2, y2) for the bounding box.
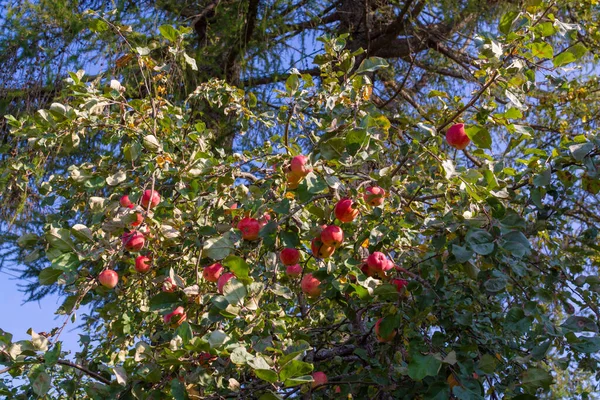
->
(1, 2, 600, 399)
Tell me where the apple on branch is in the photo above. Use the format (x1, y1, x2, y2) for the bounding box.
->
(98, 269, 118, 289)
(135, 255, 151, 273)
(279, 248, 300, 266)
(364, 186, 385, 207)
(237, 217, 260, 241)
(301, 273, 322, 297)
(334, 198, 359, 223)
(446, 123, 470, 150)
(141, 189, 161, 209)
(203, 263, 224, 282)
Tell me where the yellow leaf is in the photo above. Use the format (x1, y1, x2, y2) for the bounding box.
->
(361, 239, 369, 248)
(285, 192, 295, 199)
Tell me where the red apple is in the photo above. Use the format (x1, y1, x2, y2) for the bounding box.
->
(203, 263, 224, 282)
(311, 371, 328, 388)
(162, 277, 176, 292)
(280, 248, 300, 266)
(217, 272, 235, 294)
(301, 273, 321, 297)
(446, 123, 470, 150)
(285, 264, 302, 278)
(367, 252, 389, 276)
(390, 278, 408, 293)
(364, 186, 385, 207)
(122, 231, 145, 251)
(375, 318, 396, 342)
(135, 255, 151, 273)
(237, 217, 260, 241)
(127, 204, 144, 227)
(98, 269, 118, 289)
(321, 225, 344, 248)
(334, 198, 359, 223)
(290, 155, 312, 177)
(311, 237, 335, 259)
(141, 189, 161, 209)
(164, 306, 186, 327)
(119, 195, 132, 207)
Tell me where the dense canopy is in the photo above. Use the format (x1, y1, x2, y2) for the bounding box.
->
(1, 0, 600, 398)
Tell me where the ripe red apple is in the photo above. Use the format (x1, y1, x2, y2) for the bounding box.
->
(285, 264, 302, 278)
(122, 231, 145, 251)
(237, 217, 260, 241)
(98, 269, 118, 289)
(311, 371, 328, 388)
(301, 273, 321, 297)
(334, 198, 359, 223)
(367, 252, 389, 276)
(321, 225, 344, 248)
(375, 318, 396, 342)
(390, 278, 408, 292)
(310, 237, 335, 259)
(127, 204, 144, 227)
(203, 263, 224, 282)
(162, 277, 176, 292)
(135, 255, 151, 273)
(164, 306, 187, 327)
(280, 248, 300, 266)
(290, 155, 312, 177)
(141, 189, 161, 209)
(446, 123, 470, 150)
(364, 186, 385, 207)
(217, 272, 235, 294)
(119, 195, 132, 207)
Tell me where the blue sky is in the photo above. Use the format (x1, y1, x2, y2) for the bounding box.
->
(0, 269, 83, 356)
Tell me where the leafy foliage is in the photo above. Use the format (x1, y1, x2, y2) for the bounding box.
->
(1, 1, 600, 399)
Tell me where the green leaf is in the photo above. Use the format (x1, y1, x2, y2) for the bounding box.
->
(521, 368, 553, 392)
(31, 371, 51, 396)
(149, 292, 180, 312)
(44, 342, 61, 367)
(38, 268, 63, 286)
(223, 255, 252, 284)
(528, 42, 553, 59)
(452, 245, 473, 263)
(533, 168, 551, 187)
(223, 279, 247, 306)
(407, 353, 441, 380)
(466, 229, 495, 255)
(569, 142, 594, 161)
(170, 378, 186, 400)
(284, 375, 313, 387)
(207, 330, 229, 349)
(553, 43, 588, 67)
(502, 231, 531, 258)
(51, 252, 79, 272)
(567, 333, 600, 353)
(255, 369, 278, 383)
(279, 360, 313, 382)
(355, 57, 389, 74)
(17, 233, 38, 248)
(499, 11, 518, 34)
(561, 316, 598, 333)
(484, 278, 507, 292)
(478, 354, 497, 374)
(346, 129, 368, 155)
(158, 25, 179, 42)
(465, 126, 492, 149)
(204, 235, 234, 260)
